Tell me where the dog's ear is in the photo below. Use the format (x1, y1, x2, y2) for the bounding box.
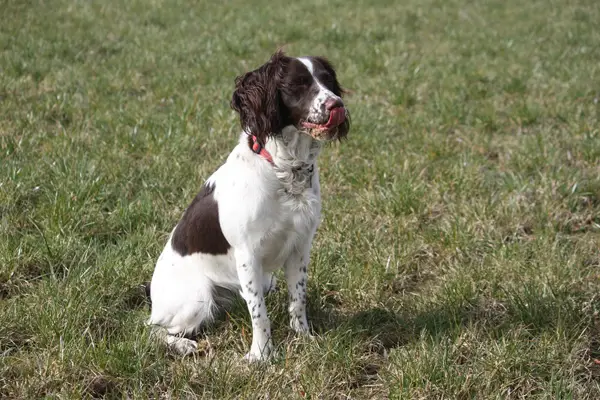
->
(231, 51, 289, 145)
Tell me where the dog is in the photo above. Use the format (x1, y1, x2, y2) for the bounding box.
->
(147, 51, 350, 361)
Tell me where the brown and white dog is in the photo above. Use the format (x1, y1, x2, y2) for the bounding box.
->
(147, 51, 350, 361)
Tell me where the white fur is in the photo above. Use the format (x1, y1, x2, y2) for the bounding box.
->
(149, 126, 322, 360)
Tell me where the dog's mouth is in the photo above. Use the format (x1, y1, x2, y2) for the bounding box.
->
(301, 107, 347, 132)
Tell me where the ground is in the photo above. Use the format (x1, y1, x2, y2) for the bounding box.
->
(1, 0, 600, 398)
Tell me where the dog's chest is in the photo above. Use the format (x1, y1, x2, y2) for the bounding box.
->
(259, 187, 321, 270)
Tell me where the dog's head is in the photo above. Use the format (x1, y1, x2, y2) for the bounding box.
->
(231, 51, 350, 145)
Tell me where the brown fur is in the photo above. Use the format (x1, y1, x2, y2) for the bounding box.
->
(231, 51, 350, 145)
(171, 183, 231, 256)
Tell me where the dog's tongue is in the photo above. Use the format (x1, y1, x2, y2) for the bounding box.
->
(324, 107, 346, 128)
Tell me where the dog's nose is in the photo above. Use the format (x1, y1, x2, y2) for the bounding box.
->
(324, 97, 344, 110)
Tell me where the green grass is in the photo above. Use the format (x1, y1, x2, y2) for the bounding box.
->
(1, 0, 600, 397)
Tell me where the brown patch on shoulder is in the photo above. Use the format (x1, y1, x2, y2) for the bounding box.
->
(172, 183, 231, 256)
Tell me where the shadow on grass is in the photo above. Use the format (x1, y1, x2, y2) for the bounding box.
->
(139, 279, 593, 363)
(307, 286, 591, 355)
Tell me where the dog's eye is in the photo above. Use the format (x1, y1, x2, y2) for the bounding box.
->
(295, 75, 312, 88)
(319, 74, 335, 88)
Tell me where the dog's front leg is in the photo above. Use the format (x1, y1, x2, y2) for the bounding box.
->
(284, 251, 311, 334)
(236, 251, 273, 361)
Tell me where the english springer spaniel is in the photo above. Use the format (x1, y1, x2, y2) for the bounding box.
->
(147, 51, 350, 361)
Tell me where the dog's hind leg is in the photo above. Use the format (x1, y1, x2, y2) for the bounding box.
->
(148, 257, 217, 355)
(148, 326, 198, 356)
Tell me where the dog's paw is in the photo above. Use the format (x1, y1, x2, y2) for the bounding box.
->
(243, 344, 274, 363)
(167, 336, 198, 356)
(243, 351, 263, 363)
(289, 318, 312, 335)
(294, 328, 315, 341)
(243, 350, 276, 363)
(301, 331, 316, 340)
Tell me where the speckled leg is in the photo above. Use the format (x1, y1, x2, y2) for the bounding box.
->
(236, 252, 273, 361)
(284, 252, 310, 334)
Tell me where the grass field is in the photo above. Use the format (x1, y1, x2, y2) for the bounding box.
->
(1, 0, 600, 398)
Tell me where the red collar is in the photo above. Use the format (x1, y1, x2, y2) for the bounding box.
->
(250, 135, 274, 165)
